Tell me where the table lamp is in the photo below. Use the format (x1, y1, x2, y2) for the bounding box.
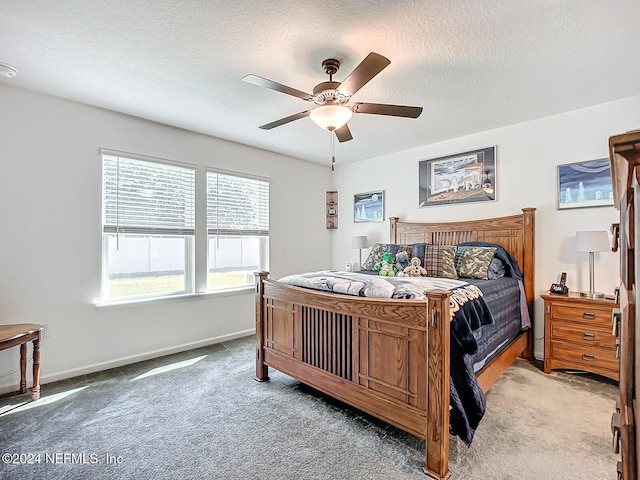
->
(575, 230, 610, 298)
(352, 235, 368, 271)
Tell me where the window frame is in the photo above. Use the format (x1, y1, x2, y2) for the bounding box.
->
(100, 149, 196, 302)
(99, 150, 271, 305)
(205, 167, 270, 292)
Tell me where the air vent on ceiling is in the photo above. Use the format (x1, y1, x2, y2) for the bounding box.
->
(0, 63, 19, 78)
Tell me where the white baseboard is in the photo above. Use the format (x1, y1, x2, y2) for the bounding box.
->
(0, 329, 255, 396)
(0, 331, 544, 397)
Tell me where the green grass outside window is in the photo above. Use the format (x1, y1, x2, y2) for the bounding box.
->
(109, 272, 251, 298)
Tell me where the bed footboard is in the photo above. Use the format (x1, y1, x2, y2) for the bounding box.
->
(255, 271, 452, 480)
(254, 209, 534, 479)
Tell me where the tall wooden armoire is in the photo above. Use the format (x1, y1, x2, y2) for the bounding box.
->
(610, 130, 640, 480)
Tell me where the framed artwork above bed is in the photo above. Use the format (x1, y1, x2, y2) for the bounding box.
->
(419, 146, 496, 207)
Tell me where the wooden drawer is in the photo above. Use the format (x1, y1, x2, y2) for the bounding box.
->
(542, 293, 619, 380)
(550, 341, 619, 372)
(551, 303, 612, 325)
(550, 321, 616, 349)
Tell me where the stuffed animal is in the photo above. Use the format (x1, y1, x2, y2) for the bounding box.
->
(374, 252, 397, 276)
(404, 257, 428, 277)
(394, 251, 411, 276)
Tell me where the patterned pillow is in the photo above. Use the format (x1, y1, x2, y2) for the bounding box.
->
(361, 243, 388, 271)
(424, 245, 458, 279)
(455, 246, 497, 279)
(408, 243, 427, 263)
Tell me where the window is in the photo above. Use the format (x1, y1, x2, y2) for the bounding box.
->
(207, 170, 269, 290)
(102, 151, 195, 300)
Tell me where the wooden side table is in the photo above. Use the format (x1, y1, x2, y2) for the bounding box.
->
(0, 324, 44, 400)
(542, 293, 619, 381)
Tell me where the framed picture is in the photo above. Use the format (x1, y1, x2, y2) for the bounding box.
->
(557, 158, 613, 210)
(419, 146, 496, 207)
(354, 190, 384, 222)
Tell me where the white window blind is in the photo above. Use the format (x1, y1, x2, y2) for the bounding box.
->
(207, 171, 269, 235)
(102, 153, 196, 235)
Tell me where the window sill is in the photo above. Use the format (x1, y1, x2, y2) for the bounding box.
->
(94, 286, 254, 308)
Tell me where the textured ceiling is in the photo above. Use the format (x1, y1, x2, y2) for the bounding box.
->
(1, 0, 640, 166)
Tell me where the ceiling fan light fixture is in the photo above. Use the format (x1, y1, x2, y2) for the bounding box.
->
(309, 105, 353, 131)
(245, 52, 420, 141)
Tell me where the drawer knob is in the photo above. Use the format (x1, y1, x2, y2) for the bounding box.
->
(582, 353, 595, 361)
(582, 332, 595, 340)
(582, 312, 596, 320)
(616, 339, 621, 359)
(612, 308, 621, 337)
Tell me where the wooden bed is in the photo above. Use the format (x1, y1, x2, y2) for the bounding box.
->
(254, 208, 535, 479)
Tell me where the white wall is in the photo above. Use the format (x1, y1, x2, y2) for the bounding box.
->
(2, 84, 637, 393)
(0, 84, 332, 393)
(331, 95, 640, 360)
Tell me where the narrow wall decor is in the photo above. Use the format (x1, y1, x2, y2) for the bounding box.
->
(326, 191, 338, 229)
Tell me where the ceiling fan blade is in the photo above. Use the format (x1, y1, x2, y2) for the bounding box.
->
(243, 74, 314, 101)
(352, 102, 423, 118)
(336, 52, 390, 97)
(334, 124, 353, 143)
(259, 110, 310, 130)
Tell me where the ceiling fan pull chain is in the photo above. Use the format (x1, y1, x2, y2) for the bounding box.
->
(330, 131, 336, 171)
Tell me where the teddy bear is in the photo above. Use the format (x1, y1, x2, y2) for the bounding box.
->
(394, 251, 411, 276)
(374, 252, 397, 276)
(403, 257, 428, 277)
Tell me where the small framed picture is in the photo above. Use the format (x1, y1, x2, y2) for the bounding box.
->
(354, 190, 384, 222)
(557, 158, 614, 210)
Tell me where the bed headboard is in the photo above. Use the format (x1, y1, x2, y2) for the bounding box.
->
(389, 208, 536, 316)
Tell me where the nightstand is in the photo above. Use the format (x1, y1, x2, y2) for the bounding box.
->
(542, 293, 619, 381)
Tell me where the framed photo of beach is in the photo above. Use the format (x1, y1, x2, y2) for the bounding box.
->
(354, 190, 384, 222)
(557, 158, 614, 210)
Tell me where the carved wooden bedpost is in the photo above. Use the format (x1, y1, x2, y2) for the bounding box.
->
(389, 217, 399, 243)
(255, 271, 269, 382)
(424, 290, 452, 480)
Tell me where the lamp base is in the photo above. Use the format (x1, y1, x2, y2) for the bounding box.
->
(580, 291, 605, 299)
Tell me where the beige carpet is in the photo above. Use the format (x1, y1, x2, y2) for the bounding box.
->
(447, 359, 618, 480)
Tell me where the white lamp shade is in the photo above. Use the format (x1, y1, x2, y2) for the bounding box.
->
(575, 230, 609, 252)
(352, 235, 368, 249)
(309, 105, 353, 131)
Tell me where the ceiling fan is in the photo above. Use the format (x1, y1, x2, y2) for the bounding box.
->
(242, 52, 423, 143)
